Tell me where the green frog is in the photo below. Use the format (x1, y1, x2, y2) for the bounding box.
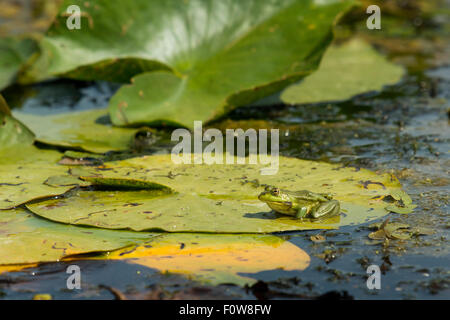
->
(258, 186, 340, 220)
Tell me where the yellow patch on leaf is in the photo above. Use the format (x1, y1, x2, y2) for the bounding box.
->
(91, 233, 310, 286)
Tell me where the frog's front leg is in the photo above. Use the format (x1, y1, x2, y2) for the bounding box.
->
(295, 206, 308, 219)
(295, 202, 317, 219)
(311, 200, 340, 219)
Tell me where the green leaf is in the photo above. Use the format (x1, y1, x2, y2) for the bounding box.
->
(368, 229, 386, 240)
(0, 94, 11, 115)
(389, 230, 412, 240)
(411, 227, 434, 236)
(13, 109, 144, 153)
(80, 176, 174, 192)
(383, 222, 410, 238)
(0, 114, 35, 151)
(26, 154, 408, 232)
(383, 189, 415, 213)
(388, 189, 413, 205)
(0, 146, 72, 209)
(0, 95, 35, 151)
(85, 233, 310, 286)
(0, 37, 37, 90)
(280, 39, 405, 104)
(44, 175, 91, 187)
(27, 190, 339, 233)
(25, 0, 354, 128)
(385, 204, 417, 214)
(0, 211, 309, 285)
(0, 208, 156, 265)
(367, 220, 431, 241)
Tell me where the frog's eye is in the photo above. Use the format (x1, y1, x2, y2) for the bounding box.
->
(271, 188, 280, 196)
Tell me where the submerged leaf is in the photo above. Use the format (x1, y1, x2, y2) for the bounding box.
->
(281, 39, 405, 104)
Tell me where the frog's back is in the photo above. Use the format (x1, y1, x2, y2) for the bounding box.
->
(285, 190, 333, 202)
(285, 190, 313, 198)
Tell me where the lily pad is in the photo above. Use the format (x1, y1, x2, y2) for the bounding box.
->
(280, 39, 405, 104)
(80, 176, 173, 192)
(367, 219, 432, 241)
(25, 0, 354, 128)
(0, 264, 38, 275)
(13, 109, 145, 153)
(79, 153, 403, 203)
(0, 146, 72, 209)
(0, 37, 37, 90)
(384, 190, 416, 214)
(27, 190, 340, 232)
(44, 175, 91, 188)
(388, 190, 413, 204)
(26, 154, 408, 232)
(0, 145, 62, 166)
(385, 204, 417, 214)
(0, 208, 156, 265)
(0, 95, 34, 151)
(82, 233, 310, 286)
(0, 94, 11, 115)
(0, 114, 35, 151)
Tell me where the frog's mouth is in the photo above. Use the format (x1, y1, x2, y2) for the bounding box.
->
(266, 201, 292, 211)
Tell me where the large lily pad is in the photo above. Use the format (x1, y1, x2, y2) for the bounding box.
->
(0, 145, 63, 166)
(0, 146, 73, 209)
(0, 114, 35, 152)
(0, 37, 37, 90)
(82, 233, 310, 286)
(0, 163, 72, 210)
(26, 154, 407, 232)
(27, 190, 339, 232)
(25, 0, 354, 128)
(0, 208, 155, 265)
(280, 39, 405, 104)
(13, 109, 143, 153)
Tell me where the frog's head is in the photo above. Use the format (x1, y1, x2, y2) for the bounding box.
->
(258, 186, 294, 213)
